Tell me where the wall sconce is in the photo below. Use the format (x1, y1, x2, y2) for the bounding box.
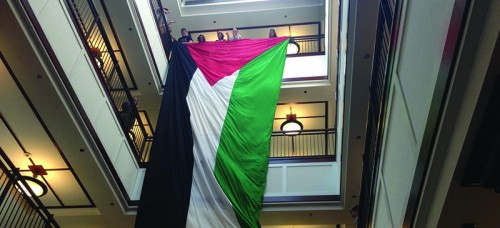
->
(280, 106, 303, 135)
(15, 165, 48, 197)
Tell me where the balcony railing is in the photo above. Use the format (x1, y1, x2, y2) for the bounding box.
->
(66, 0, 152, 165)
(270, 128, 335, 160)
(289, 35, 325, 56)
(358, 0, 401, 226)
(190, 22, 325, 56)
(0, 148, 59, 228)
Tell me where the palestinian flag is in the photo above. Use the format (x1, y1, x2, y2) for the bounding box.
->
(135, 37, 289, 228)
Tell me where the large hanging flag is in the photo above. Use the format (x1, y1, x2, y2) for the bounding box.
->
(136, 37, 289, 228)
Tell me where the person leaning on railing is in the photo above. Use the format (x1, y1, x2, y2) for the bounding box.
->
(197, 35, 206, 43)
(269, 29, 277, 38)
(168, 26, 175, 41)
(162, 8, 176, 26)
(158, 8, 175, 35)
(178, 28, 193, 43)
(215, 31, 226, 41)
(119, 97, 138, 140)
(226, 28, 241, 41)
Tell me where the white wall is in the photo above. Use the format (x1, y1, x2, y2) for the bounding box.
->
(265, 162, 340, 197)
(283, 55, 328, 80)
(415, 0, 500, 227)
(372, 0, 456, 227)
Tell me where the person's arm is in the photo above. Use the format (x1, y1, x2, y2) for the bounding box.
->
(226, 32, 231, 41)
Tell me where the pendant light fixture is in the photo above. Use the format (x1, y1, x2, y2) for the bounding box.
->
(280, 105, 303, 135)
(15, 164, 48, 197)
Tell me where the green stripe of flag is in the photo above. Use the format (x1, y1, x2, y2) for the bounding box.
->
(214, 39, 289, 228)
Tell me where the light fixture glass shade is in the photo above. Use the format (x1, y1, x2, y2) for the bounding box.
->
(282, 122, 302, 135)
(15, 176, 48, 197)
(287, 41, 300, 54)
(280, 114, 303, 135)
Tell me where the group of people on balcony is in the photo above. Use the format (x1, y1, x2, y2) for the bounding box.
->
(175, 27, 242, 43)
(162, 7, 279, 45)
(173, 27, 279, 44)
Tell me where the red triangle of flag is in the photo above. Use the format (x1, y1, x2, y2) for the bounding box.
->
(187, 37, 289, 86)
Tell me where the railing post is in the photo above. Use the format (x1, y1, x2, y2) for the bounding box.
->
(317, 22, 321, 53)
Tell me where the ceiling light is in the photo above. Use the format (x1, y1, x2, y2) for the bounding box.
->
(287, 40, 300, 54)
(16, 176, 48, 197)
(280, 114, 303, 135)
(280, 105, 303, 135)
